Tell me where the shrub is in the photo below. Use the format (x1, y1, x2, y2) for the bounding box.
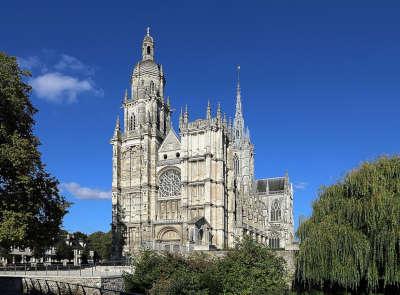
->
(124, 236, 288, 294)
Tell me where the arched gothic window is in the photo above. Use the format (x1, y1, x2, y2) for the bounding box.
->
(147, 46, 151, 55)
(159, 169, 181, 198)
(271, 200, 281, 222)
(150, 81, 155, 93)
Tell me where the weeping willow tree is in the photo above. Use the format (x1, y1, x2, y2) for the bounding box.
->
(297, 156, 400, 293)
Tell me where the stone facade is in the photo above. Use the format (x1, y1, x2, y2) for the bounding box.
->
(111, 28, 295, 257)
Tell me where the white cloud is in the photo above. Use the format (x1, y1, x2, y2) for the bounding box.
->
(61, 182, 111, 200)
(18, 53, 103, 103)
(54, 54, 94, 75)
(18, 56, 41, 70)
(30, 72, 101, 103)
(293, 181, 308, 190)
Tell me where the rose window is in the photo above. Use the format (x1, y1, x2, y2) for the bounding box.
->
(159, 169, 181, 198)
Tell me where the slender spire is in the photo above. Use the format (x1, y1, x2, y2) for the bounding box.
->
(167, 96, 170, 108)
(217, 102, 221, 122)
(184, 104, 189, 124)
(147, 26, 150, 36)
(179, 107, 183, 130)
(115, 116, 120, 130)
(237, 65, 241, 90)
(113, 116, 120, 138)
(234, 65, 245, 145)
(124, 89, 128, 102)
(206, 100, 211, 120)
(235, 65, 242, 118)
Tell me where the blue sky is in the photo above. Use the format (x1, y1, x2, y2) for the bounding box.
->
(2, 1, 400, 234)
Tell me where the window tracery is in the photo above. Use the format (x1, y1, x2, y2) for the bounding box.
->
(159, 169, 181, 198)
(271, 199, 281, 221)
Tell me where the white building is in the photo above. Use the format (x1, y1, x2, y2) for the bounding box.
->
(111, 28, 294, 256)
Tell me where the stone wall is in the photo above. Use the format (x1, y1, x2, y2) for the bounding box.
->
(22, 275, 125, 294)
(0, 275, 127, 295)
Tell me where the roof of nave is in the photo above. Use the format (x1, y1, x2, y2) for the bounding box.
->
(159, 127, 180, 152)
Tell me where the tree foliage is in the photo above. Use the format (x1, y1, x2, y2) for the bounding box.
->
(87, 231, 112, 261)
(55, 241, 74, 261)
(124, 236, 289, 295)
(296, 156, 400, 293)
(0, 52, 68, 253)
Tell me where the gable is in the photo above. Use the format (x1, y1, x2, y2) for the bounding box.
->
(159, 128, 181, 152)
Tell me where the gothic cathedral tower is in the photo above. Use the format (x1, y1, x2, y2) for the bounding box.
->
(111, 29, 295, 256)
(111, 28, 171, 257)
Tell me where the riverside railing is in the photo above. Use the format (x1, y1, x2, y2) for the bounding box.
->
(0, 260, 131, 277)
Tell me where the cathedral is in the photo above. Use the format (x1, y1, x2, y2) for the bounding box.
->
(111, 28, 294, 256)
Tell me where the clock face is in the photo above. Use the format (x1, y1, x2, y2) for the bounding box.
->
(159, 169, 181, 199)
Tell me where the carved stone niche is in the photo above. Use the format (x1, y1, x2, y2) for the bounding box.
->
(187, 216, 213, 249)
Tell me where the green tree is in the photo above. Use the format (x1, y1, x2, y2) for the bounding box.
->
(0, 52, 68, 254)
(73, 231, 88, 244)
(87, 231, 112, 261)
(296, 156, 400, 293)
(216, 237, 288, 294)
(124, 236, 288, 295)
(55, 241, 74, 261)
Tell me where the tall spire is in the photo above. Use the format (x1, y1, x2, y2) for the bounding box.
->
(235, 65, 242, 118)
(206, 100, 211, 120)
(234, 65, 245, 145)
